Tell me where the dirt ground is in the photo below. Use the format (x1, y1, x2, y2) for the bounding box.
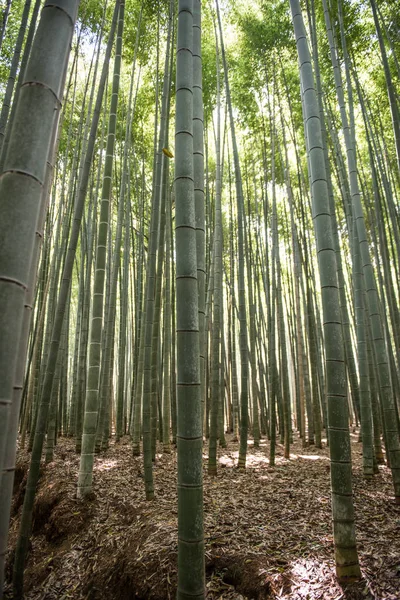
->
(4, 432, 400, 599)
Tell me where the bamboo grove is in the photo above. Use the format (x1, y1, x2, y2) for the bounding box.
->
(0, 0, 399, 596)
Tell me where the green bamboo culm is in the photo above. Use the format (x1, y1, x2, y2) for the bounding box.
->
(0, 2, 80, 595)
(115, 8, 140, 441)
(0, 0, 77, 478)
(369, 0, 400, 176)
(11, 4, 120, 594)
(208, 11, 222, 476)
(193, 0, 206, 431)
(353, 221, 374, 477)
(321, 0, 400, 502)
(289, 0, 361, 581)
(215, 0, 249, 469)
(163, 179, 172, 453)
(175, 0, 205, 597)
(0, 4, 79, 591)
(77, 0, 125, 498)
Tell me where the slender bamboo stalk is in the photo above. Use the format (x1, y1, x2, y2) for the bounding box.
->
(175, 1, 204, 596)
(11, 6, 119, 594)
(290, 0, 361, 579)
(77, 0, 124, 497)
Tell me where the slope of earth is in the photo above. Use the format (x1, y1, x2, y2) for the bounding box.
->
(4, 432, 400, 600)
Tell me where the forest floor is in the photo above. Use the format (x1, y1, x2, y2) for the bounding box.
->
(4, 432, 400, 600)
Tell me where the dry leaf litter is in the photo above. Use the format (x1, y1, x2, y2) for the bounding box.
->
(4, 432, 400, 599)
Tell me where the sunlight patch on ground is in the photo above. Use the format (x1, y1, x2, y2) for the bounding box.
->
(248, 439, 268, 446)
(266, 455, 290, 464)
(267, 452, 329, 462)
(94, 459, 119, 471)
(219, 455, 235, 467)
(287, 557, 338, 598)
(217, 452, 272, 467)
(246, 454, 270, 466)
(206, 448, 330, 469)
(297, 454, 329, 461)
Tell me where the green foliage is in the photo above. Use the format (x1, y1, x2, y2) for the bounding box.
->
(201, 16, 218, 119)
(0, 0, 24, 88)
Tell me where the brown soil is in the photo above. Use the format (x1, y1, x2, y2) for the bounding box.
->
(4, 433, 400, 599)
